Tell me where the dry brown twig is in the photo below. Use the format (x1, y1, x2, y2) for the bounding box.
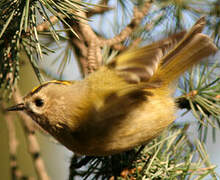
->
(68, 22, 89, 75)
(87, 0, 113, 18)
(76, 10, 102, 72)
(33, 1, 152, 75)
(36, 16, 60, 32)
(12, 87, 50, 180)
(98, 1, 152, 47)
(2, 103, 34, 180)
(73, 1, 152, 74)
(36, 1, 112, 31)
(69, 0, 113, 75)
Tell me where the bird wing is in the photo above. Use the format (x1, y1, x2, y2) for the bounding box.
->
(107, 31, 186, 83)
(94, 82, 159, 122)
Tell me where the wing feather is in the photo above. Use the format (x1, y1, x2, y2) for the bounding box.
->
(108, 31, 186, 83)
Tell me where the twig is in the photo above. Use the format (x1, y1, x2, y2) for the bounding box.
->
(2, 104, 34, 180)
(188, 165, 216, 173)
(34, 1, 152, 75)
(25, 13, 64, 34)
(6, 112, 21, 180)
(76, 10, 102, 72)
(99, 1, 152, 47)
(12, 87, 50, 180)
(79, 57, 89, 76)
(68, 22, 89, 76)
(36, 15, 62, 32)
(72, 38, 88, 58)
(87, 2, 113, 18)
(74, 1, 152, 73)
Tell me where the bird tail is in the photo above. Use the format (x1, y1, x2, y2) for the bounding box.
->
(150, 17, 218, 84)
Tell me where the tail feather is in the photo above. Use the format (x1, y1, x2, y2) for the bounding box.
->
(109, 17, 217, 85)
(150, 18, 218, 84)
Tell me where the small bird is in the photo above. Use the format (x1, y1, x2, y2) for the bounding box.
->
(7, 17, 217, 156)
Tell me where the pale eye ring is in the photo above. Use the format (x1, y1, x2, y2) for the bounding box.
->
(34, 98, 44, 107)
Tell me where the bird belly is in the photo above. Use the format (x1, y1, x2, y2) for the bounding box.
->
(66, 89, 176, 156)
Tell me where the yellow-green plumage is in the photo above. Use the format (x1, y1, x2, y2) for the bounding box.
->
(7, 17, 217, 155)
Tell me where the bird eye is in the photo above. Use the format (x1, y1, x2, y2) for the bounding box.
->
(34, 98, 44, 107)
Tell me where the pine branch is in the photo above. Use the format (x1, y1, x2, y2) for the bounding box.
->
(177, 61, 220, 142)
(0, 0, 90, 94)
(68, 125, 218, 179)
(1, 1, 220, 179)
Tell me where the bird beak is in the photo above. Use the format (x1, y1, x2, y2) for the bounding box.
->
(6, 103, 25, 111)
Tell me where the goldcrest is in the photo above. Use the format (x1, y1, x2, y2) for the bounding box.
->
(7, 17, 217, 156)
